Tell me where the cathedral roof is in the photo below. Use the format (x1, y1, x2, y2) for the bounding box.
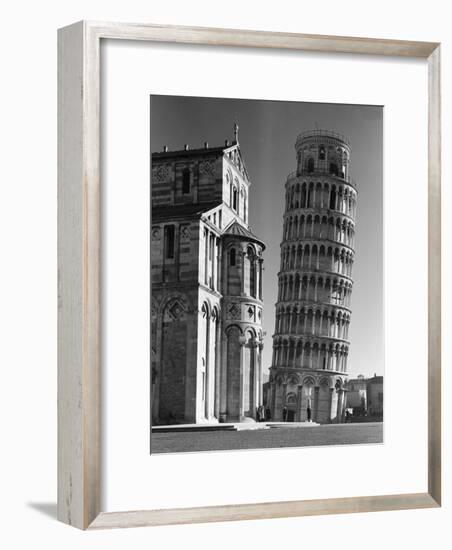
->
(152, 201, 220, 221)
(152, 128, 250, 183)
(152, 145, 226, 160)
(222, 220, 266, 249)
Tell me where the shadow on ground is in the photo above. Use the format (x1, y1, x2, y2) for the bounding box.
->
(27, 502, 58, 520)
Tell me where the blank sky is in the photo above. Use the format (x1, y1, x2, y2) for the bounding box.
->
(151, 95, 383, 378)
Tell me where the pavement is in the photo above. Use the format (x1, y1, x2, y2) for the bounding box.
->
(151, 422, 383, 454)
(152, 421, 320, 433)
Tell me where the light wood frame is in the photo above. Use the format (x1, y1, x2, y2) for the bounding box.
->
(58, 21, 441, 530)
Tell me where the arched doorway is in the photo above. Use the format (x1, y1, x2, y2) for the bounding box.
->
(159, 297, 187, 424)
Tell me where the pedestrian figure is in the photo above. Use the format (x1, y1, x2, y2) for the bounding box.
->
(306, 406, 312, 422)
(282, 406, 288, 422)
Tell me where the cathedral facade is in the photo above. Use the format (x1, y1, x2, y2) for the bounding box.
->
(268, 130, 357, 423)
(151, 127, 265, 425)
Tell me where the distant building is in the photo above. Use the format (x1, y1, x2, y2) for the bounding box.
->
(344, 374, 383, 418)
(367, 374, 383, 417)
(345, 375, 368, 413)
(151, 126, 266, 425)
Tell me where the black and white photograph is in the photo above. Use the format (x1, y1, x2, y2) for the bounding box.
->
(150, 95, 383, 454)
(2, 0, 446, 543)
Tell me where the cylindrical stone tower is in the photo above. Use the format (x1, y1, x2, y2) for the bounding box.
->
(268, 129, 357, 423)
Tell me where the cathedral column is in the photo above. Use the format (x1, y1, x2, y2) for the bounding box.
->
(216, 239, 222, 292)
(239, 336, 246, 419)
(240, 247, 246, 296)
(208, 235, 214, 290)
(257, 342, 264, 406)
(214, 315, 221, 420)
(250, 340, 257, 418)
(204, 310, 211, 420)
(253, 258, 258, 298)
(222, 244, 228, 295)
(259, 259, 263, 300)
(219, 336, 228, 422)
(204, 228, 209, 286)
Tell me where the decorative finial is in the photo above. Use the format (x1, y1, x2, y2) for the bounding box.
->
(234, 122, 239, 143)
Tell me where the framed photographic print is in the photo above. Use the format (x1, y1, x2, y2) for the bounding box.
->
(149, 96, 383, 454)
(58, 21, 441, 529)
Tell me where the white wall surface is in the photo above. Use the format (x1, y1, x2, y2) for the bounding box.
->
(0, 1, 450, 548)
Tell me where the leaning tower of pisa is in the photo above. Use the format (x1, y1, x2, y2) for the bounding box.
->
(268, 130, 357, 423)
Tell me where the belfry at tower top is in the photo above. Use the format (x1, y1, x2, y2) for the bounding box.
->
(295, 129, 351, 151)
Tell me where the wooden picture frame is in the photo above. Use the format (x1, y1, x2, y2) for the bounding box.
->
(57, 21, 441, 530)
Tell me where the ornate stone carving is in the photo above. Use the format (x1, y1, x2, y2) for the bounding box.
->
(152, 164, 170, 183)
(227, 303, 241, 320)
(199, 160, 215, 175)
(180, 225, 190, 240)
(168, 300, 185, 321)
(247, 305, 255, 320)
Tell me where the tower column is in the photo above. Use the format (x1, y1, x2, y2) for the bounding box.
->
(297, 384, 303, 421)
(271, 379, 277, 419)
(313, 386, 320, 421)
(329, 387, 335, 422)
(282, 383, 288, 419)
(336, 388, 345, 423)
